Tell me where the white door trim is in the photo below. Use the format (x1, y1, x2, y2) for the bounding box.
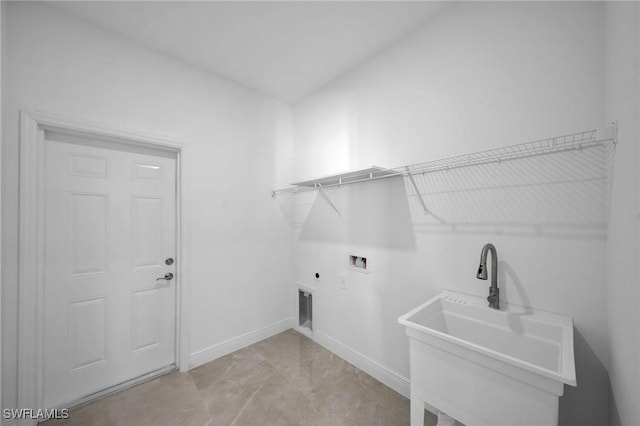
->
(17, 110, 191, 423)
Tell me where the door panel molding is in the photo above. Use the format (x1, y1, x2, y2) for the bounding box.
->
(18, 110, 191, 424)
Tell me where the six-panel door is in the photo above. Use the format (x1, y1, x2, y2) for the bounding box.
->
(43, 133, 177, 408)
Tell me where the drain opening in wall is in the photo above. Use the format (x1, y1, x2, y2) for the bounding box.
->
(298, 289, 313, 332)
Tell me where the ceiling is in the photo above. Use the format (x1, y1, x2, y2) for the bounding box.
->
(47, 1, 447, 103)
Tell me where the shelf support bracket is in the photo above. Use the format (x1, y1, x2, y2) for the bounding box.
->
(317, 184, 341, 217)
(597, 122, 617, 144)
(405, 168, 430, 215)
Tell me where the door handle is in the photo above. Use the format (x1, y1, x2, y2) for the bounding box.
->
(156, 272, 174, 281)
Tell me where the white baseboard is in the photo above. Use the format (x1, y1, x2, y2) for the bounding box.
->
(313, 329, 410, 398)
(189, 317, 294, 369)
(293, 324, 313, 339)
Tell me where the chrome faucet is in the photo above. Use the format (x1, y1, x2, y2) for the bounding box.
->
(477, 243, 499, 310)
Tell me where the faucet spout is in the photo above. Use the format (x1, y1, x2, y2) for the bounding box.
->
(477, 243, 499, 310)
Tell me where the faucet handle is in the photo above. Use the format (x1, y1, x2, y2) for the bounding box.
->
(487, 291, 500, 310)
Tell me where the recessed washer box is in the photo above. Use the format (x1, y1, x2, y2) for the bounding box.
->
(348, 255, 368, 273)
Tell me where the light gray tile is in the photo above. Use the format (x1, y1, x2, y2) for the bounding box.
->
(43, 329, 421, 426)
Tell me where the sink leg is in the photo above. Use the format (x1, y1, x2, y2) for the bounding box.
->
(410, 396, 425, 426)
(436, 411, 457, 426)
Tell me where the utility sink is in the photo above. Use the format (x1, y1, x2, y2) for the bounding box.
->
(398, 290, 576, 426)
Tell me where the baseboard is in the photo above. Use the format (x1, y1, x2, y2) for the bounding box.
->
(189, 317, 294, 369)
(313, 330, 410, 398)
(293, 324, 313, 339)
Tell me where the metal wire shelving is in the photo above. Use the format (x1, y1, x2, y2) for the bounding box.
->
(271, 125, 617, 217)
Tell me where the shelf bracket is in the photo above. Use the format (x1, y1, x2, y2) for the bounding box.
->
(597, 122, 617, 144)
(405, 168, 430, 215)
(317, 184, 341, 217)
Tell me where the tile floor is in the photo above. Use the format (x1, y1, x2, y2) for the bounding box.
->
(44, 329, 437, 426)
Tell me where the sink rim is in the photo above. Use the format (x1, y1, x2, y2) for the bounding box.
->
(398, 290, 577, 387)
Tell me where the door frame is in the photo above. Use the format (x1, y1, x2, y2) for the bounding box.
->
(17, 110, 191, 420)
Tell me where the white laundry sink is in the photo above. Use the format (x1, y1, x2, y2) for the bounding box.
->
(398, 290, 576, 426)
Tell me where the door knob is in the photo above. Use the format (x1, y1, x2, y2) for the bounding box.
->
(156, 272, 174, 281)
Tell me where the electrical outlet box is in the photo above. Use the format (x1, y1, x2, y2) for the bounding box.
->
(339, 273, 347, 290)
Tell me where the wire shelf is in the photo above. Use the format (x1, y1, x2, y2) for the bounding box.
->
(271, 126, 616, 198)
(395, 128, 612, 176)
(272, 167, 403, 196)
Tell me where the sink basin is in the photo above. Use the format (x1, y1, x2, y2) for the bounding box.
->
(398, 290, 576, 426)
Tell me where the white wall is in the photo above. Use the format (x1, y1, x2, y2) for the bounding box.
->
(1, 2, 293, 414)
(604, 3, 640, 425)
(3, 2, 636, 425)
(291, 2, 609, 424)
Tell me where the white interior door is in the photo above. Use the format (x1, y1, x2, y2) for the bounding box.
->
(43, 132, 177, 408)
